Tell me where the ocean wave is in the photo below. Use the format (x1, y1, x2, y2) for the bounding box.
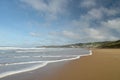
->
(0, 55, 79, 59)
(0, 55, 78, 66)
(0, 50, 92, 79)
(0, 55, 81, 79)
(0, 47, 46, 50)
(0, 52, 92, 67)
(0, 62, 48, 79)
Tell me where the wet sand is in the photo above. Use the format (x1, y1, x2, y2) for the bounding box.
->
(2, 49, 120, 80)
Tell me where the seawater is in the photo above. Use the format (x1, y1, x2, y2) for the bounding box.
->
(0, 48, 91, 78)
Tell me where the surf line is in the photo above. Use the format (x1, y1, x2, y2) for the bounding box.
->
(0, 50, 92, 79)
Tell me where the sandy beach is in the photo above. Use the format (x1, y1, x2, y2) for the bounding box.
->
(2, 49, 120, 80)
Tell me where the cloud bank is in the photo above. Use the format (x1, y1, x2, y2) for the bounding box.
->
(20, 0, 120, 44)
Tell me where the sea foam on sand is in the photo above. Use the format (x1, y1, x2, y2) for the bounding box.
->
(0, 50, 92, 79)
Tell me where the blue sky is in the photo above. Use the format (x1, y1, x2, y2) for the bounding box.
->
(0, 0, 120, 47)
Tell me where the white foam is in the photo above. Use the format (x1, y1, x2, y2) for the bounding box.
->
(41, 55, 79, 58)
(10, 55, 80, 59)
(0, 62, 48, 79)
(16, 50, 45, 53)
(13, 56, 30, 58)
(0, 50, 92, 79)
(3, 61, 45, 66)
(0, 56, 80, 79)
(0, 47, 45, 50)
(0, 55, 78, 66)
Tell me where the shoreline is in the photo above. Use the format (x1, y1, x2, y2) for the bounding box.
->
(2, 49, 120, 80)
(0, 49, 91, 79)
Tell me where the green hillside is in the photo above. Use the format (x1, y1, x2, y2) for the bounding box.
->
(98, 40, 120, 48)
(37, 40, 120, 48)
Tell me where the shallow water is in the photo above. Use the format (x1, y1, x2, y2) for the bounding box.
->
(0, 48, 90, 78)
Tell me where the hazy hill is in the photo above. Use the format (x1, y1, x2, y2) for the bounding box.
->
(37, 40, 120, 48)
(98, 40, 120, 48)
(72, 40, 120, 48)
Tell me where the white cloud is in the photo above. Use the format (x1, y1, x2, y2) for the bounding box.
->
(88, 8, 103, 19)
(84, 27, 119, 41)
(67, 7, 120, 42)
(71, 19, 90, 28)
(62, 30, 80, 39)
(85, 28, 105, 40)
(63, 16, 120, 41)
(101, 18, 120, 31)
(21, 0, 120, 43)
(80, 0, 96, 8)
(101, 7, 119, 16)
(77, 8, 104, 21)
(80, 7, 119, 21)
(30, 32, 41, 37)
(20, 0, 68, 20)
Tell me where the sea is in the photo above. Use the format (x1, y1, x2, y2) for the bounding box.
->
(0, 47, 91, 78)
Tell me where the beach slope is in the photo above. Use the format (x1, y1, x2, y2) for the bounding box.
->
(45, 49, 120, 80)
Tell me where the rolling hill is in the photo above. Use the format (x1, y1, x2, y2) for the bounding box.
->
(37, 40, 120, 48)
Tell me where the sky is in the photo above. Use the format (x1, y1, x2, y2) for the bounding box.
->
(0, 0, 120, 47)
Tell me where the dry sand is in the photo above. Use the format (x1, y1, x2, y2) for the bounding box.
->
(2, 49, 120, 80)
(45, 49, 120, 80)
